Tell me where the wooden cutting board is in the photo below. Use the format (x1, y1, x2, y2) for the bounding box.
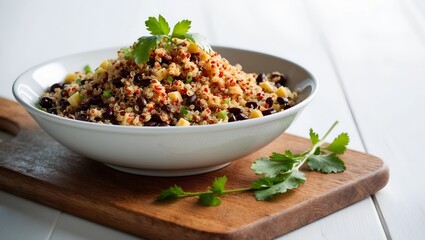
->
(0, 97, 389, 240)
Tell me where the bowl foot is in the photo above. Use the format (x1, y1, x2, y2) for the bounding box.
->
(105, 162, 231, 177)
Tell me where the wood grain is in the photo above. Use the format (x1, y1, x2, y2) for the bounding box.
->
(0, 97, 389, 240)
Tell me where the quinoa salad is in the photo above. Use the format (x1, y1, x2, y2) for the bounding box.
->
(37, 17, 299, 127)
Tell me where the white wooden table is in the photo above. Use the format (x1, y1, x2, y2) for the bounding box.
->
(1, 0, 424, 239)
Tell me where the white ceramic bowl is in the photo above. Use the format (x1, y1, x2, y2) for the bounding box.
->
(12, 47, 317, 176)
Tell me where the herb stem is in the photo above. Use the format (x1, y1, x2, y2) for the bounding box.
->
(295, 121, 339, 171)
(179, 187, 252, 198)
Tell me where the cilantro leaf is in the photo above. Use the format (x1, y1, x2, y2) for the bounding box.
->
(199, 193, 221, 206)
(309, 128, 319, 145)
(307, 153, 346, 173)
(155, 121, 349, 206)
(251, 157, 295, 177)
(254, 171, 306, 200)
(156, 185, 185, 201)
(133, 35, 162, 64)
(251, 176, 285, 190)
(145, 15, 170, 35)
(183, 33, 213, 53)
(269, 150, 299, 162)
(172, 19, 191, 37)
(325, 132, 349, 154)
(210, 176, 227, 194)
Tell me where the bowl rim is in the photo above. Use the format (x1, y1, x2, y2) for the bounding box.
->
(12, 46, 318, 134)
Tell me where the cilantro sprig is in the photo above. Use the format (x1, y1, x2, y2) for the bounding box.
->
(131, 15, 212, 64)
(156, 121, 350, 206)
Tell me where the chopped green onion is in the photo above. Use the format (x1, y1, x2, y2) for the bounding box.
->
(75, 78, 81, 84)
(217, 110, 227, 120)
(180, 106, 189, 115)
(186, 73, 193, 83)
(121, 47, 134, 60)
(35, 103, 42, 109)
(84, 65, 92, 74)
(102, 89, 112, 98)
(167, 76, 174, 82)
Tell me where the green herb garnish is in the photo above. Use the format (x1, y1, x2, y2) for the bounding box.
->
(84, 65, 92, 74)
(180, 106, 189, 115)
(156, 121, 349, 206)
(132, 15, 212, 64)
(166, 76, 174, 83)
(217, 110, 227, 120)
(186, 73, 193, 83)
(102, 89, 112, 98)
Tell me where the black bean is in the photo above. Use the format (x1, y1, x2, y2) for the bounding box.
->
(112, 78, 124, 88)
(110, 118, 119, 125)
(76, 114, 88, 121)
(119, 69, 129, 78)
(161, 56, 172, 65)
(277, 97, 289, 105)
(39, 97, 53, 109)
(91, 96, 105, 107)
(228, 114, 237, 122)
(187, 94, 197, 105)
(144, 121, 157, 126)
(236, 113, 248, 121)
(261, 108, 276, 116)
(228, 107, 242, 114)
(246, 101, 258, 109)
(134, 74, 151, 87)
(80, 80, 87, 86)
(60, 99, 70, 108)
(47, 108, 57, 114)
(272, 73, 288, 86)
(151, 114, 163, 123)
(275, 82, 282, 88)
(102, 108, 115, 119)
(136, 97, 147, 109)
(161, 104, 172, 113)
(256, 73, 266, 84)
(79, 99, 91, 111)
(146, 59, 155, 68)
(50, 83, 62, 92)
(194, 104, 204, 112)
(266, 97, 274, 106)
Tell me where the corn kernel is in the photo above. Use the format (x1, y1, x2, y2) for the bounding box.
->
(168, 91, 183, 103)
(176, 118, 190, 126)
(100, 60, 110, 70)
(64, 73, 77, 84)
(249, 109, 263, 119)
(275, 86, 292, 98)
(154, 68, 167, 81)
(67, 92, 82, 107)
(95, 67, 105, 76)
(188, 42, 199, 53)
(259, 81, 276, 93)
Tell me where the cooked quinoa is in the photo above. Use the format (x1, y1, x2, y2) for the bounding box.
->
(37, 39, 299, 126)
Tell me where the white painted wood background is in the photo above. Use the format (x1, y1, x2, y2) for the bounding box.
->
(0, 0, 424, 239)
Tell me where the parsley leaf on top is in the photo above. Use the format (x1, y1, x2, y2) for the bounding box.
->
(132, 15, 212, 64)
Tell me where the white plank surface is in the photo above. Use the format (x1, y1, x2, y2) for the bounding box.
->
(0, 191, 60, 240)
(3, 0, 423, 239)
(307, 0, 425, 239)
